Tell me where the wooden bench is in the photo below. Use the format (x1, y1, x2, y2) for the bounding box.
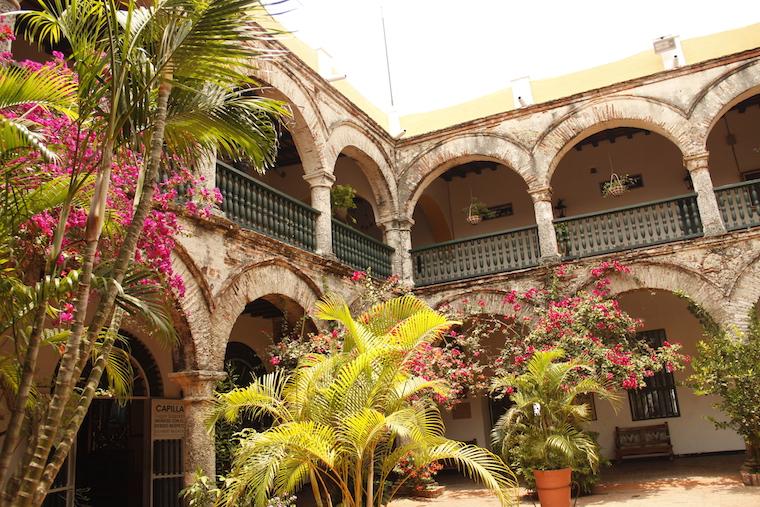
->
(615, 422, 674, 462)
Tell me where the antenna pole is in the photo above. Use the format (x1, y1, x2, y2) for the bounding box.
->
(380, 1, 395, 108)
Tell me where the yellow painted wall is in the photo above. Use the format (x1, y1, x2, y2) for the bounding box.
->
(398, 23, 760, 137)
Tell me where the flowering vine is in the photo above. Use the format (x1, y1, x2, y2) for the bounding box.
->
(6, 55, 221, 305)
(486, 261, 689, 394)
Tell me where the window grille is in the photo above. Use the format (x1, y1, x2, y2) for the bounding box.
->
(627, 329, 680, 421)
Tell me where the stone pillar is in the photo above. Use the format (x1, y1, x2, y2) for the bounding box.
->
(684, 152, 726, 236)
(303, 170, 335, 257)
(0, 0, 18, 53)
(198, 148, 217, 192)
(169, 370, 227, 484)
(379, 217, 414, 286)
(529, 187, 561, 263)
(198, 148, 225, 216)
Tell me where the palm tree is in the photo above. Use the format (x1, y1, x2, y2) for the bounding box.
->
(491, 349, 616, 486)
(212, 294, 518, 507)
(0, 0, 288, 504)
(0, 63, 77, 160)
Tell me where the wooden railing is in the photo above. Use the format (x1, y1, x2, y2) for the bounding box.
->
(410, 226, 541, 286)
(332, 219, 394, 277)
(216, 161, 318, 251)
(715, 180, 760, 231)
(555, 194, 702, 259)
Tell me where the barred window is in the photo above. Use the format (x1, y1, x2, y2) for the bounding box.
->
(627, 329, 680, 421)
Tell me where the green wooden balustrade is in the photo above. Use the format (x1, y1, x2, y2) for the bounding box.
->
(216, 161, 318, 251)
(715, 180, 760, 231)
(554, 193, 703, 259)
(331, 219, 395, 277)
(410, 226, 541, 286)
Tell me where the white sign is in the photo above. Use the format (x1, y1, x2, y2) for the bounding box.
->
(151, 399, 185, 440)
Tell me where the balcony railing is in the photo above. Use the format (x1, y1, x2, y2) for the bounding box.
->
(411, 226, 541, 286)
(216, 161, 318, 251)
(332, 219, 395, 277)
(555, 194, 702, 259)
(715, 180, 760, 231)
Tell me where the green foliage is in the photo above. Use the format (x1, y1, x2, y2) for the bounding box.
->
(330, 183, 357, 210)
(212, 294, 518, 507)
(463, 197, 491, 218)
(684, 296, 760, 471)
(491, 349, 616, 486)
(0, 63, 77, 160)
(180, 469, 222, 507)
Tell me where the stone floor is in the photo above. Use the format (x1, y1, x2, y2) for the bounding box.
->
(390, 453, 760, 506)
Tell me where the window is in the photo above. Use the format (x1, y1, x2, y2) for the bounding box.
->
(628, 329, 680, 421)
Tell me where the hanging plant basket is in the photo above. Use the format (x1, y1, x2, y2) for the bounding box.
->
(463, 197, 489, 225)
(466, 214, 483, 225)
(602, 174, 631, 198)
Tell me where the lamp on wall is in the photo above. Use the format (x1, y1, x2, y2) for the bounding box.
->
(554, 199, 567, 218)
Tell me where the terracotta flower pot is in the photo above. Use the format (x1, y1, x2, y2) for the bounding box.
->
(334, 207, 349, 222)
(533, 468, 571, 507)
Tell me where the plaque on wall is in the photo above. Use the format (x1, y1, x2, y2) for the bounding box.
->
(151, 399, 185, 440)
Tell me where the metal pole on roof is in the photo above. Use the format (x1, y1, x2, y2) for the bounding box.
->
(379, 0, 396, 108)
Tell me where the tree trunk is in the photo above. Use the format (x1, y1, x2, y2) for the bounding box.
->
(13, 73, 173, 506)
(365, 454, 374, 507)
(33, 309, 123, 504)
(12, 141, 115, 506)
(0, 199, 74, 494)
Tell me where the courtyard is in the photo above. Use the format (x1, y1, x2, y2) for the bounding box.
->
(390, 454, 760, 507)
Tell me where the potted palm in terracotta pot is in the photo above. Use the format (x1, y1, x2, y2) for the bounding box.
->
(491, 349, 615, 507)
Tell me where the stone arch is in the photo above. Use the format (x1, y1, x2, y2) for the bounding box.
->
(209, 259, 323, 370)
(326, 121, 398, 220)
(727, 250, 760, 329)
(534, 96, 695, 184)
(573, 261, 730, 326)
(400, 133, 535, 219)
(170, 246, 214, 371)
(432, 289, 510, 317)
(253, 60, 330, 175)
(689, 59, 760, 151)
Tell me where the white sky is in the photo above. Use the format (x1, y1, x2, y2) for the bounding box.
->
(269, 0, 759, 114)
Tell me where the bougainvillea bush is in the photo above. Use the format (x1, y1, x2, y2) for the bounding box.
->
(9, 55, 219, 300)
(488, 261, 689, 394)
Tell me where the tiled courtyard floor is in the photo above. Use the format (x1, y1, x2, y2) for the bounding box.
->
(390, 453, 760, 506)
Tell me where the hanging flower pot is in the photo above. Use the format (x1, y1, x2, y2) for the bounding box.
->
(463, 197, 490, 225)
(602, 174, 632, 198)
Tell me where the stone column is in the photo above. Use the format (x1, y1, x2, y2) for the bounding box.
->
(303, 170, 335, 257)
(684, 152, 726, 236)
(529, 187, 561, 263)
(0, 0, 18, 54)
(379, 217, 414, 286)
(169, 370, 227, 484)
(198, 148, 225, 216)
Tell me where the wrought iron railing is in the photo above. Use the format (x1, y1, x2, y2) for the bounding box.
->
(554, 194, 703, 259)
(715, 180, 760, 231)
(332, 219, 394, 278)
(410, 226, 541, 286)
(216, 161, 318, 251)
